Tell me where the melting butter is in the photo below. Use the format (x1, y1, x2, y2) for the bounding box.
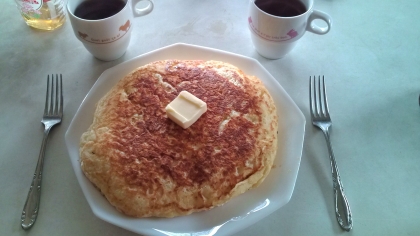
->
(165, 91, 207, 129)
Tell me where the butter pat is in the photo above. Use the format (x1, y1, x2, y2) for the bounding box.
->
(165, 91, 207, 129)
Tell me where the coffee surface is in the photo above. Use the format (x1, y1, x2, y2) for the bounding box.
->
(74, 0, 126, 20)
(255, 0, 306, 17)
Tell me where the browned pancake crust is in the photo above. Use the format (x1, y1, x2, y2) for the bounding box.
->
(80, 60, 278, 217)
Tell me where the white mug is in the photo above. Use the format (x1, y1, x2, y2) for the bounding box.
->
(248, 0, 332, 59)
(67, 0, 154, 61)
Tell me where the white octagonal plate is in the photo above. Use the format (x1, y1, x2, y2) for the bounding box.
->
(65, 43, 306, 236)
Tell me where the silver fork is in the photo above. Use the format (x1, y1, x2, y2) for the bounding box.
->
(309, 76, 353, 231)
(21, 74, 63, 230)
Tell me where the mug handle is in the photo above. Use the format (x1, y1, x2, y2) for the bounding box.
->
(132, 0, 154, 17)
(306, 10, 332, 35)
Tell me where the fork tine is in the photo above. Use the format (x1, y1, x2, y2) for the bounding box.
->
(313, 75, 320, 117)
(310, 76, 316, 117)
(49, 75, 54, 115)
(321, 76, 330, 117)
(310, 76, 331, 118)
(309, 76, 313, 116)
(59, 74, 63, 115)
(44, 76, 50, 116)
(317, 75, 329, 117)
(54, 74, 59, 114)
(317, 75, 323, 116)
(44, 74, 63, 116)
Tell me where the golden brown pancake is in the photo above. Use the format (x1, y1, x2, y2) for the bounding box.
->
(79, 60, 278, 217)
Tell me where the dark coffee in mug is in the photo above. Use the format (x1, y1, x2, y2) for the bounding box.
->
(74, 0, 127, 20)
(254, 0, 307, 17)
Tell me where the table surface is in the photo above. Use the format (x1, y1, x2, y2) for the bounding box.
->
(2, 1, 420, 236)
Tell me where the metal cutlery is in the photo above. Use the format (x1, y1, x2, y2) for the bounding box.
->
(309, 76, 353, 231)
(21, 74, 63, 229)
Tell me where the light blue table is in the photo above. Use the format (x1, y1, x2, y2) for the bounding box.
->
(1, 0, 419, 235)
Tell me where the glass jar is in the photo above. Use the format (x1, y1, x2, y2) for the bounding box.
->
(14, 0, 66, 31)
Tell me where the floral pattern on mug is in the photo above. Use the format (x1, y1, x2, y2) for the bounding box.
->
(78, 20, 131, 44)
(248, 17, 298, 42)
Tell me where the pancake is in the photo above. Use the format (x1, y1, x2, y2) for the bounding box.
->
(79, 60, 278, 217)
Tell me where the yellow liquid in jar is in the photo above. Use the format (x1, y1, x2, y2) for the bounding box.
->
(19, 0, 66, 31)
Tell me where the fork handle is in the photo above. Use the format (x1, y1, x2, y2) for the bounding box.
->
(322, 129, 353, 231)
(21, 127, 52, 229)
